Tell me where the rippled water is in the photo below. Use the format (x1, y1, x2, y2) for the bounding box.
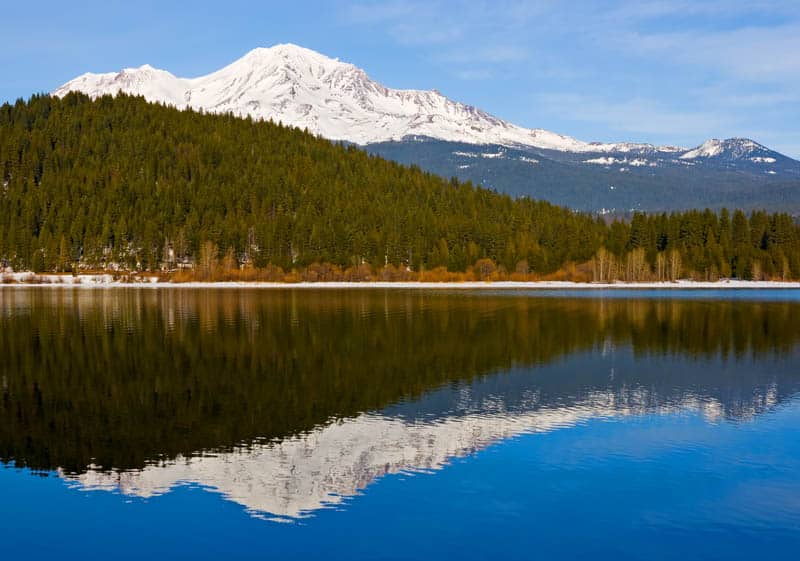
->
(1, 288, 799, 559)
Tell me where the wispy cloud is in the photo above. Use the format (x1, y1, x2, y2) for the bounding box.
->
(598, 0, 792, 22)
(454, 69, 493, 81)
(341, 1, 538, 65)
(618, 23, 800, 82)
(388, 24, 463, 46)
(344, 1, 430, 24)
(535, 93, 732, 140)
(687, 86, 800, 109)
(437, 45, 529, 64)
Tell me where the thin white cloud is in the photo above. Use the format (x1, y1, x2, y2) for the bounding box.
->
(600, 0, 794, 22)
(389, 24, 463, 46)
(344, 1, 430, 24)
(535, 93, 733, 139)
(454, 69, 493, 81)
(620, 23, 800, 83)
(438, 45, 529, 64)
(687, 86, 800, 109)
(342, 1, 538, 61)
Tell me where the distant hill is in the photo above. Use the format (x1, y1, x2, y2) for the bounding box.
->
(367, 137, 800, 213)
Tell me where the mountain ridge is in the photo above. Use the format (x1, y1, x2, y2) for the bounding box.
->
(366, 136, 800, 213)
(53, 43, 785, 161)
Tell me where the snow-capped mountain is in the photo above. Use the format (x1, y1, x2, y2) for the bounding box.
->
(54, 44, 800, 212)
(54, 44, 674, 153)
(679, 138, 780, 162)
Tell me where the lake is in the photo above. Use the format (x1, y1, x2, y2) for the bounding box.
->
(1, 288, 799, 560)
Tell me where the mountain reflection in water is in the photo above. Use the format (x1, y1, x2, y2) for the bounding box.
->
(1, 288, 799, 521)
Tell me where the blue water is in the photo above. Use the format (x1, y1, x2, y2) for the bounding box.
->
(478, 287, 800, 301)
(1, 288, 799, 560)
(3, 406, 799, 560)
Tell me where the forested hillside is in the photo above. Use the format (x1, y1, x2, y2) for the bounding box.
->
(1, 93, 799, 281)
(367, 139, 800, 213)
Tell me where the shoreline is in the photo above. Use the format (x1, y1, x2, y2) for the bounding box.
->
(2, 273, 800, 290)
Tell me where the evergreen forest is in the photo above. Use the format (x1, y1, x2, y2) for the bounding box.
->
(1, 93, 799, 281)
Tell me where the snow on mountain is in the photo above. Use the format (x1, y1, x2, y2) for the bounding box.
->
(53, 44, 796, 167)
(584, 156, 657, 167)
(679, 138, 772, 160)
(54, 44, 676, 153)
(56, 64, 189, 108)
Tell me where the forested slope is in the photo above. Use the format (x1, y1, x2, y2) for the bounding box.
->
(1, 94, 799, 280)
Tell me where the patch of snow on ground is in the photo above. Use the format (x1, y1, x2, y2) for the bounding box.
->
(2, 273, 800, 290)
(586, 157, 656, 167)
(584, 157, 619, 165)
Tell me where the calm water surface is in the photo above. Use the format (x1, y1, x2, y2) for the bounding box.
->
(1, 288, 799, 560)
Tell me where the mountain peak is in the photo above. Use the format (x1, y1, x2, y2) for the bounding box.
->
(53, 45, 601, 150)
(680, 138, 772, 160)
(240, 43, 342, 67)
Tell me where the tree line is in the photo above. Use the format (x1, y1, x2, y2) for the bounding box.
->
(1, 93, 798, 281)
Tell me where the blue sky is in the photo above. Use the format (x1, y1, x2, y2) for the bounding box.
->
(3, 0, 798, 157)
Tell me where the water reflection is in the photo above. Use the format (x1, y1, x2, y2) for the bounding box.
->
(61, 350, 797, 520)
(1, 288, 800, 521)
